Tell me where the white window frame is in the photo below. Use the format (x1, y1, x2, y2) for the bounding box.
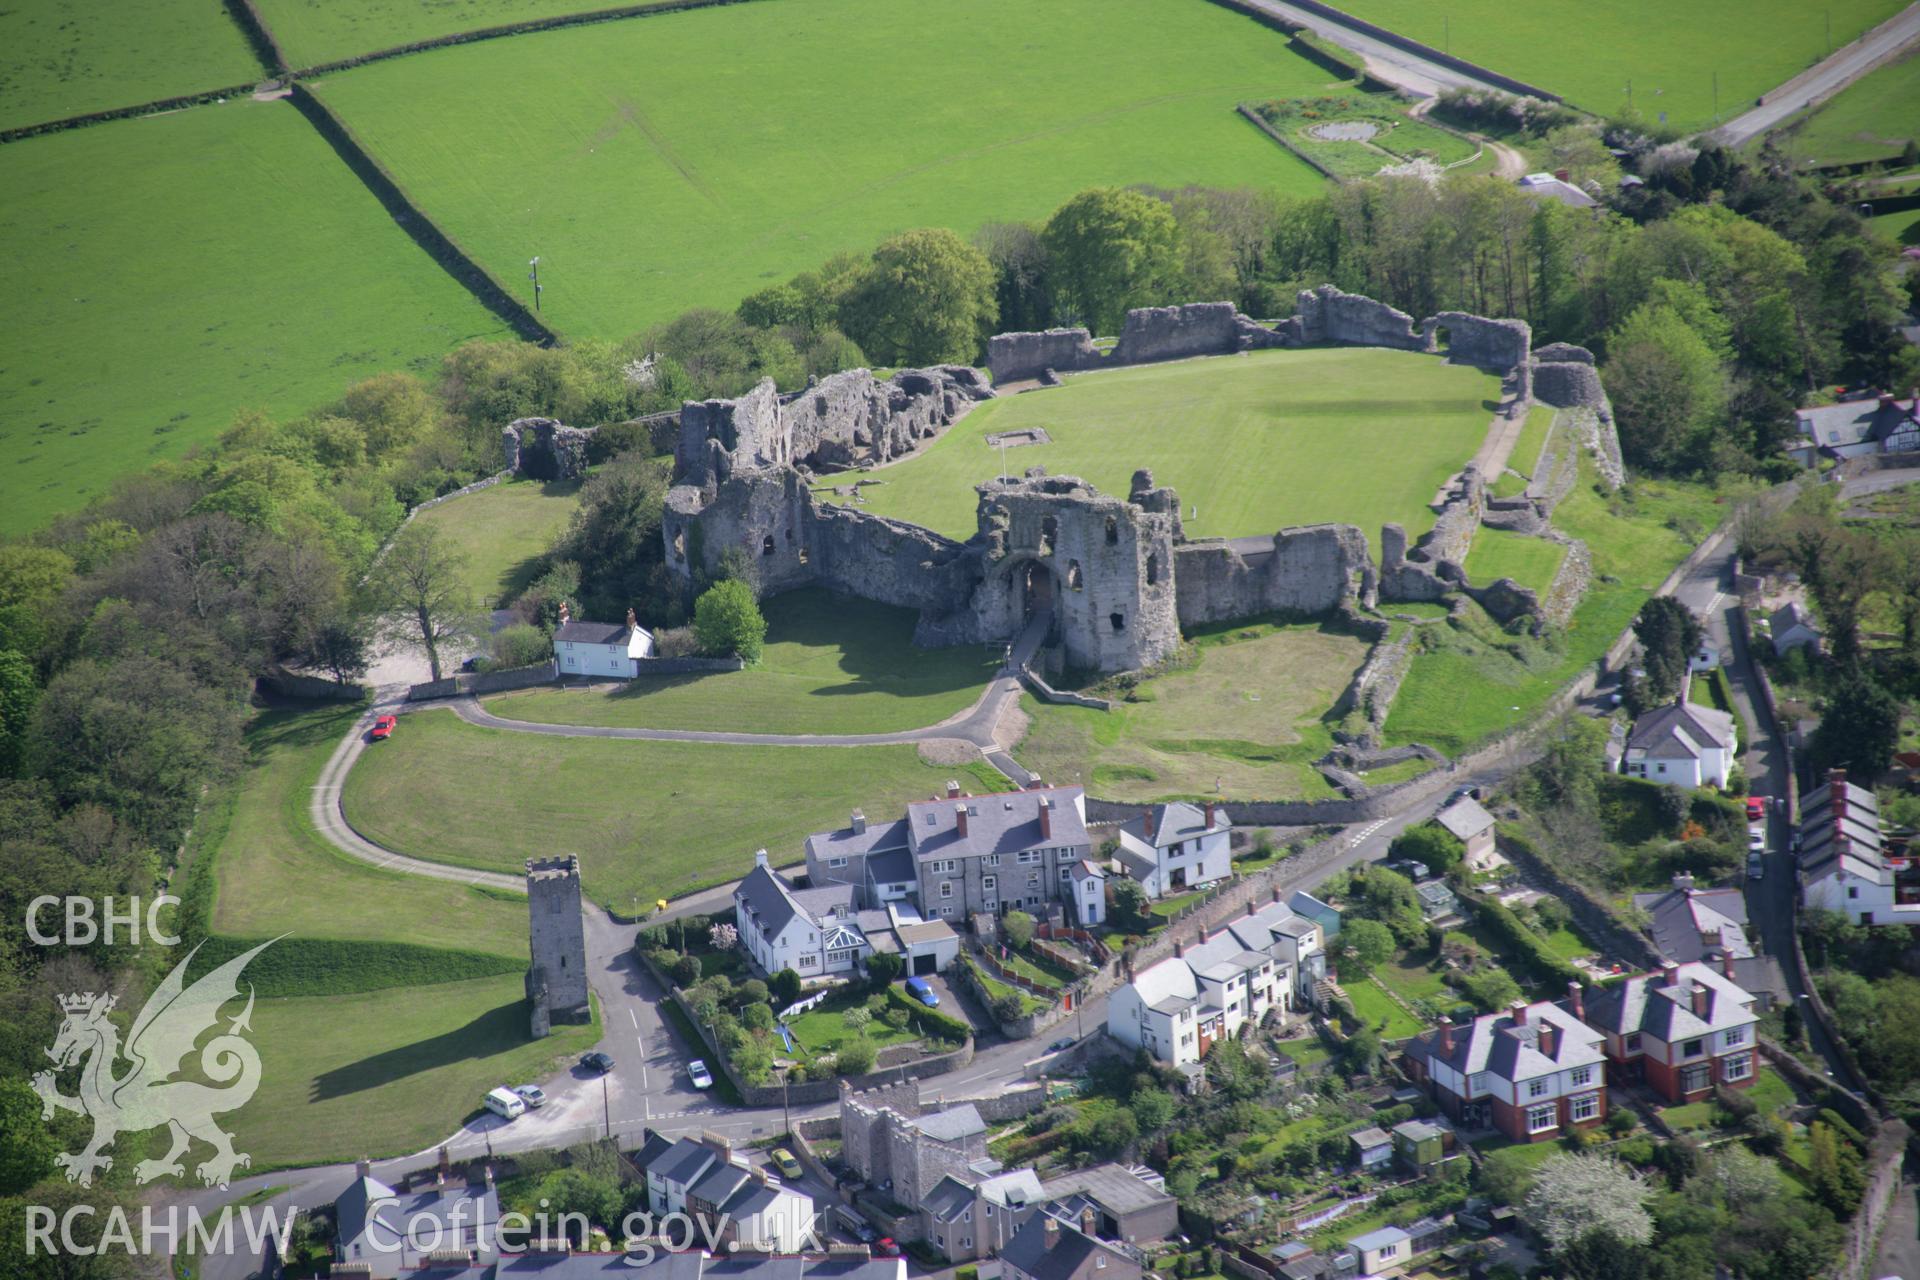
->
(1721, 1051, 1753, 1082)
(1571, 1065, 1593, 1086)
(941, 882, 953, 898)
(1724, 1025, 1746, 1048)
(1569, 1093, 1599, 1123)
(1527, 1103, 1557, 1134)
(1528, 1078, 1549, 1098)
(983, 875, 996, 891)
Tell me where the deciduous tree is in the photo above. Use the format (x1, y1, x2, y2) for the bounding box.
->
(1524, 1154, 1654, 1250)
(841, 228, 998, 366)
(370, 524, 480, 683)
(1042, 188, 1179, 334)
(693, 579, 767, 663)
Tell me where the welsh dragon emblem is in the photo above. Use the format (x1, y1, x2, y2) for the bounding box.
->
(33, 939, 277, 1188)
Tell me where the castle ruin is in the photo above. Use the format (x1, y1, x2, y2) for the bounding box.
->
(526, 855, 591, 1037)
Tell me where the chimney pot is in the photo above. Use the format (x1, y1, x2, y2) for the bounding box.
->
(1671, 872, 1694, 892)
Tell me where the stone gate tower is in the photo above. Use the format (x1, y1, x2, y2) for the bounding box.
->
(526, 855, 590, 1037)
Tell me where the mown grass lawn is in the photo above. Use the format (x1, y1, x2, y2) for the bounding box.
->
(1344, 976, 1425, 1039)
(309, 0, 1331, 342)
(413, 477, 584, 608)
(1463, 528, 1568, 596)
(1015, 617, 1371, 802)
(852, 348, 1498, 550)
(1355, 755, 1440, 787)
(0, 0, 262, 130)
(1385, 460, 1727, 754)
(230, 976, 599, 1167)
(1330, 0, 1905, 129)
(0, 98, 510, 535)
(207, 704, 530, 960)
(342, 708, 1005, 908)
(490, 588, 999, 734)
(785, 992, 917, 1058)
(1273, 1036, 1332, 1067)
(1491, 404, 1556, 497)
(1776, 46, 1920, 165)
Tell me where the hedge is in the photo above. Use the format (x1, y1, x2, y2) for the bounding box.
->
(886, 986, 972, 1042)
(1461, 891, 1583, 987)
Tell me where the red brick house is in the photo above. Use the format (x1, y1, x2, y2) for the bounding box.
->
(1581, 961, 1759, 1102)
(1402, 993, 1608, 1143)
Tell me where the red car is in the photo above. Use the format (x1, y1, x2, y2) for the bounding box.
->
(873, 1239, 900, 1258)
(1746, 796, 1767, 821)
(369, 715, 398, 741)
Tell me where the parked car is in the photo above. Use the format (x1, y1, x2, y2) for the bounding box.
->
(1746, 796, 1768, 822)
(1049, 1037, 1076, 1053)
(579, 1051, 614, 1074)
(369, 715, 397, 741)
(514, 1085, 547, 1109)
(1748, 826, 1767, 852)
(904, 977, 939, 1007)
(771, 1148, 803, 1180)
(688, 1060, 714, 1089)
(832, 1207, 877, 1245)
(874, 1239, 901, 1258)
(1748, 853, 1765, 881)
(483, 1087, 525, 1121)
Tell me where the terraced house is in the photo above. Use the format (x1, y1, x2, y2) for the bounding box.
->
(1403, 994, 1609, 1142)
(907, 784, 1095, 923)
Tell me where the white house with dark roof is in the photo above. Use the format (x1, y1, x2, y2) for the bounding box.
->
(1106, 897, 1324, 1067)
(1770, 602, 1822, 656)
(907, 783, 1094, 922)
(1403, 995, 1609, 1143)
(1799, 770, 1917, 925)
(1434, 795, 1497, 871)
(733, 851, 873, 978)
(1582, 960, 1759, 1102)
(333, 1161, 499, 1278)
(552, 606, 653, 678)
(1622, 699, 1736, 788)
(1789, 393, 1920, 466)
(1114, 801, 1231, 899)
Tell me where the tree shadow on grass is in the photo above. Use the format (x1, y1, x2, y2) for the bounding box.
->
(308, 999, 531, 1101)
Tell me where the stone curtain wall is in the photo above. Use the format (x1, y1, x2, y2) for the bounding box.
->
(1293, 285, 1425, 349)
(1173, 524, 1371, 627)
(987, 328, 1106, 384)
(502, 417, 593, 480)
(1425, 311, 1531, 373)
(986, 302, 1284, 384)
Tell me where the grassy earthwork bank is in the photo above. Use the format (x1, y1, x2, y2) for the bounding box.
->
(1326, 0, 1906, 130)
(0, 97, 510, 535)
(1462, 528, 1567, 596)
(1773, 46, 1920, 166)
(1490, 404, 1555, 498)
(1384, 460, 1728, 754)
(851, 348, 1500, 553)
(0, 0, 262, 130)
(306, 0, 1332, 340)
(1015, 616, 1370, 802)
(412, 477, 584, 607)
(489, 587, 999, 733)
(342, 707, 1007, 907)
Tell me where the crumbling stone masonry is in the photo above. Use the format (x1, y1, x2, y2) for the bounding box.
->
(502, 417, 594, 481)
(526, 855, 590, 1038)
(1529, 344, 1625, 487)
(1174, 524, 1371, 627)
(986, 301, 1286, 384)
(1291, 284, 1425, 349)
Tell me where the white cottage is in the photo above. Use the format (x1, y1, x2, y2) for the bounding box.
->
(734, 851, 873, 978)
(553, 606, 654, 679)
(1114, 801, 1231, 899)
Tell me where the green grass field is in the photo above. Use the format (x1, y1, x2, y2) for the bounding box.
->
(412, 477, 583, 607)
(0, 98, 510, 535)
(1015, 617, 1369, 801)
(1870, 205, 1920, 246)
(1329, 0, 1906, 130)
(342, 707, 1005, 907)
(1463, 528, 1567, 595)
(0, 0, 262, 130)
(308, 0, 1332, 341)
(1344, 977, 1424, 1039)
(1778, 46, 1920, 165)
(254, 0, 647, 67)
(207, 705, 530, 958)
(1251, 94, 1478, 178)
(229, 976, 599, 1167)
(1385, 461, 1726, 754)
(851, 349, 1498, 552)
(489, 588, 998, 733)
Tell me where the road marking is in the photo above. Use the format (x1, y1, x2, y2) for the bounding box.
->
(1347, 819, 1388, 850)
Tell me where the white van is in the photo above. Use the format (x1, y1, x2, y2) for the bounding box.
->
(484, 1086, 526, 1121)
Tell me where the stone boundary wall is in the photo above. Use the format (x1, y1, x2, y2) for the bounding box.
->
(288, 86, 556, 345)
(1174, 525, 1372, 627)
(987, 302, 1282, 384)
(636, 655, 746, 675)
(1235, 103, 1344, 181)
(407, 661, 555, 701)
(1246, 0, 1565, 101)
(411, 470, 511, 515)
(632, 947, 975, 1105)
(1836, 1120, 1910, 1280)
(1018, 667, 1113, 711)
(1540, 535, 1591, 628)
(257, 671, 371, 702)
(953, 955, 1070, 1040)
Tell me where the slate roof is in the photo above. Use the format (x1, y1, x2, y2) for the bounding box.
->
(1435, 796, 1495, 842)
(866, 845, 915, 885)
(1038, 1164, 1168, 1215)
(493, 1255, 903, 1280)
(1626, 702, 1735, 758)
(1581, 962, 1758, 1041)
(1001, 1214, 1138, 1280)
(736, 862, 862, 940)
(1794, 396, 1920, 450)
(914, 1104, 985, 1143)
(1071, 858, 1106, 882)
(1517, 173, 1597, 208)
(908, 787, 1089, 858)
(1771, 602, 1821, 639)
(1631, 884, 1753, 962)
(923, 1174, 976, 1223)
(337, 1173, 499, 1264)
(1181, 933, 1270, 984)
(1118, 801, 1228, 849)
(653, 1138, 722, 1188)
(1404, 999, 1605, 1084)
(1799, 778, 1887, 884)
(805, 817, 911, 869)
(553, 620, 634, 646)
(1349, 1127, 1392, 1151)
(1126, 953, 1201, 1015)
(689, 1159, 754, 1207)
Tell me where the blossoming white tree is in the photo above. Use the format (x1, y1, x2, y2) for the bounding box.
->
(709, 922, 739, 952)
(1524, 1153, 1655, 1250)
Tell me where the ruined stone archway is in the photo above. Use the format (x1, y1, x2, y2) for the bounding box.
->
(1020, 559, 1056, 619)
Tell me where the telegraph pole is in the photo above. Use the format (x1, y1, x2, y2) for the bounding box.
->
(528, 256, 543, 313)
(1443, 15, 1449, 54)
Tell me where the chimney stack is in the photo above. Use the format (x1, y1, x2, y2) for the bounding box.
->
(626, 606, 638, 630)
(955, 804, 969, 839)
(1038, 796, 1052, 840)
(484, 1164, 494, 1188)
(1830, 768, 1848, 785)
(1272, 887, 1283, 904)
(1144, 808, 1157, 840)
(1438, 1021, 1455, 1056)
(356, 1159, 372, 1179)
(1660, 960, 1680, 987)
(1671, 872, 1694, 893)
(1247, 899, 1258, 919)
(754, 848, 770, 869)
(1538, 1020, 1558, 1058)
(1081, 1206, 1097, 1238)
(851, 809, 867, 835)
(1173, 939, 1184, 958)
(1198, 923, 1210, 945)
(1204, 801, 1217, 829)
(1690, 982, 1710, 1017)
(1567, 979, 1585, 1021)
(1044, 1214, 1062, 1251)
(1721, 951, 1737, 980)
(1510, 1000, 1528, 1026)
(947, 780, 962, 800)
(558, 600, 570, 626)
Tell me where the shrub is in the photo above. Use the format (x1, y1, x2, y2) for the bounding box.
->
(652, 625, 698, 658)
(492, 622, 552, 668)
(835, 1036, 877, 1075)
(669, 953, 700, 987)
(741, 1002, 775, 1032)
(769, 969, 802, 1006)
(990, 992, 1028, 1024)
(693, 579, 767, 662)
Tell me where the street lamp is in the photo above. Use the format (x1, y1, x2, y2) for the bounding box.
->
(529, 257, 544, 313)
(772, 1059, 795, 1138)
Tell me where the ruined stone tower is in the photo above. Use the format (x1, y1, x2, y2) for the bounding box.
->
(525, 855, 590, 1037)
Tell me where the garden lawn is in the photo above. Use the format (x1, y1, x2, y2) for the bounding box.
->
(1870, 206, 1920, 247)
(1749, 1066, 1798, 1114)
(1329, 0, 1905, 130)
(488, 588, 998, 733)
(1015, 618, 1371, 802)
(308, 0, 1331, 341)
(1385, 460, 1726, 754)
(0, 0, 261, 130)
(228, 975, 599, 1167)
(851, 348, 1499, 550)
(1463, 529, 1567, 595)
(412, 478, 584, 608)
(206, 705, 529, 960)
(1344, 977, 1424, 1039)
(255, 0, 664, 67)
(341, 708, 1005, 908)
(786, 993, 917, 1058)
(1273, 1036, 1332, 1067)
(1354, 755, 1439, 786)
(1778, 46, 1920, 165)
(0, 99, 510, 535)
